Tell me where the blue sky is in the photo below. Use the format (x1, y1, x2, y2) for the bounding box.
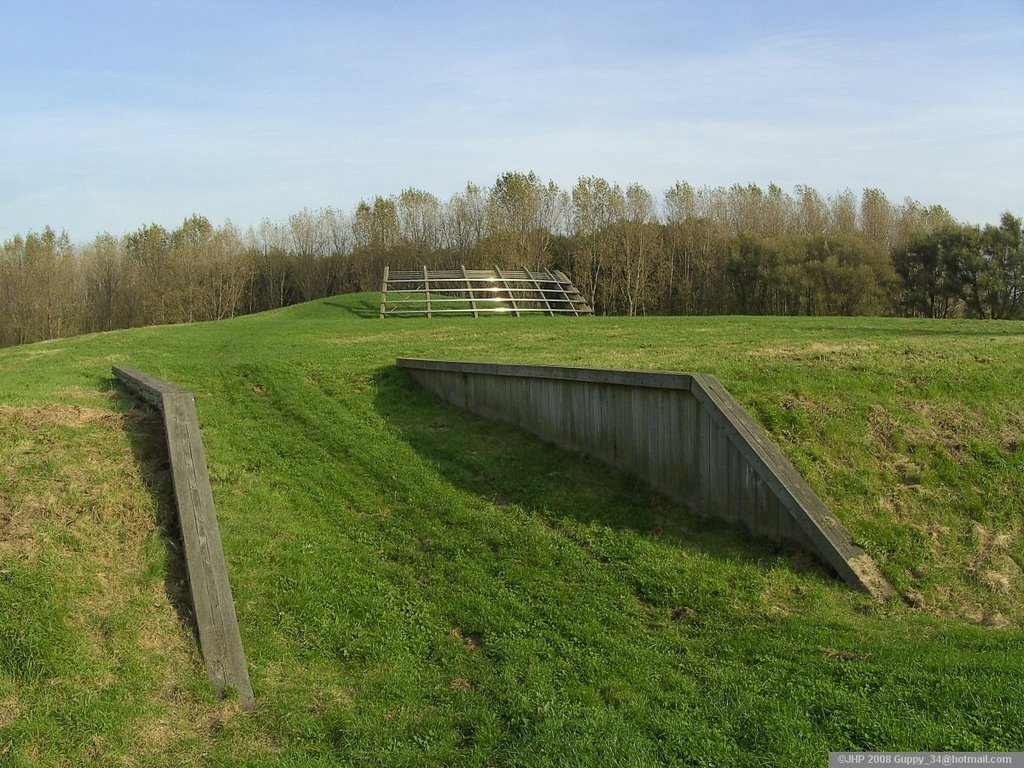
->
(2, 0, 1022, 240)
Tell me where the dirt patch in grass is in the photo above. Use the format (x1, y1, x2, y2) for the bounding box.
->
(870, 399, 1018, 466)
(782, 393, 827, 413)
(999, 411, 1024, 454)
(0, 496, 36, 560)
(451, 627, 483, 651)
(907, 402, 977, 463)
(854, 396, 1024, 624)
(0, 696, 21, 729)
(868, 401, 982, 468)
(848, 554, 896, 601)
(970, 523, 1021, 598)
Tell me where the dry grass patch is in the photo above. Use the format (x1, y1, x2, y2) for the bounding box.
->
(856, 396, 1024, 625)
(0, 401, 234, 764)
(0, 402, 125, 429)
(970, 523, 1021, 598)
(0, 696, 20, 729)
(750, 342, 877, 359)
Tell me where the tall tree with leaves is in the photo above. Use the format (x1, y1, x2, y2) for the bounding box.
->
(485, 171, 566, 270)
(725, 232, 778, 314)
(980, 213, 1024, 319)
(124, 223, 173, 324)
(353, 196, 401, 286)
(570, 176, 621, 312)
(892, 227, 966, 318)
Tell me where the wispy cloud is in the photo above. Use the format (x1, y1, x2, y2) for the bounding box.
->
(1, 0, 1021, 238)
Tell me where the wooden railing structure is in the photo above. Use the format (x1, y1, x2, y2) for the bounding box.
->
(379, 266, 594, 318)
(398, 358, 893, 599)
(113, 366, 255, 710)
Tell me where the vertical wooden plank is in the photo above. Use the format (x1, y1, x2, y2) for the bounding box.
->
(555, 269, 593, 315)
(765, 487, 778, 540)
(495, 266, 520, 317)
(651, 390, 666, 490)
(379, 265, 389, 318)
(460, 265, 478, 318)
(777, 493, 796, 544)
(698, 408, 712, 514)
(423, 265, 432, 319)
(712, 422, 727, 519)
(740, 456, 758, 535)
(547, 268, 578, 315)
(679, 393, 696, 502)
(722, 442, 739, 525)
(523, 266, 555, 316)
(751, 475, 767, 539)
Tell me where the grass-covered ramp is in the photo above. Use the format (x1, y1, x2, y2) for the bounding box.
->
(0, 292, 1022, 766)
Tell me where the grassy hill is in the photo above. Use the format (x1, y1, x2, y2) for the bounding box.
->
(1, 293, 1022, 766)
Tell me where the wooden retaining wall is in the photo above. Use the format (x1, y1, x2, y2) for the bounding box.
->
(113, 366, 255, 709)
(397, 358, 891, 598)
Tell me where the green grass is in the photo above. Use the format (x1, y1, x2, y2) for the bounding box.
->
(0, 293, 1022, 766)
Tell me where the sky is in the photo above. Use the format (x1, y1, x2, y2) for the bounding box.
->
(2, 0, 1022, 241)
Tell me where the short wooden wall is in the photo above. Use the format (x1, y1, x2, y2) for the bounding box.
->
(113, 365, 255, 709)
(397, 358, 890, 598)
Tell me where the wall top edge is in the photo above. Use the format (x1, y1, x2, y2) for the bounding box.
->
(397, 358, 695, 391)
(113, 365, 192, 397)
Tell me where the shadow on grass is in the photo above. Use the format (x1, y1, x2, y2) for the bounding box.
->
(321, 295, 503, 321)
(370, 365, 814, 574)
(321, 296, 379, 318)
(111, 387, 201, 649)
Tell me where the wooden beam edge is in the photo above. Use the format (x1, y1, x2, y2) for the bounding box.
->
(397, 358, 695, 392)
(398, 358, 894, 600)
(112, 367, 256, 709)
(689, 374, 894, 599)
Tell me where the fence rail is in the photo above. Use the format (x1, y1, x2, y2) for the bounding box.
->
(113, 365, 255, 710)
(380, 266, 594, 318)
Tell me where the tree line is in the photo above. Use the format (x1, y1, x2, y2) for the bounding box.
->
(2, 172, 1021, 347)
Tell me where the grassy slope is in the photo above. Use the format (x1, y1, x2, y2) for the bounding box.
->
(0, 293, 1022, 766)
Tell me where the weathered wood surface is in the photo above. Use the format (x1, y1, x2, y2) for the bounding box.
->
(494, 266, 521, 317)
(397, 357, 892, 598)
(460, 265, 479, 318)
(113, 365, 256, 709)
(378, 265, 390, 319)
(522, 265, 556, 315)
(380, 267, 594, 317)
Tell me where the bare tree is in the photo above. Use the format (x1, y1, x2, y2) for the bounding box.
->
(80, 233, 129, 331)
(570, 176, 621, 312)
(440, 183, 488, 268)
(612, 184, 662, 316)
(248, 218, 293, 309)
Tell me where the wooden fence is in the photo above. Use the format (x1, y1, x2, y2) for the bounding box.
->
(397, 358, 892, 599)
(379, 266, 594, 318)
(113, 365, 255, 710)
